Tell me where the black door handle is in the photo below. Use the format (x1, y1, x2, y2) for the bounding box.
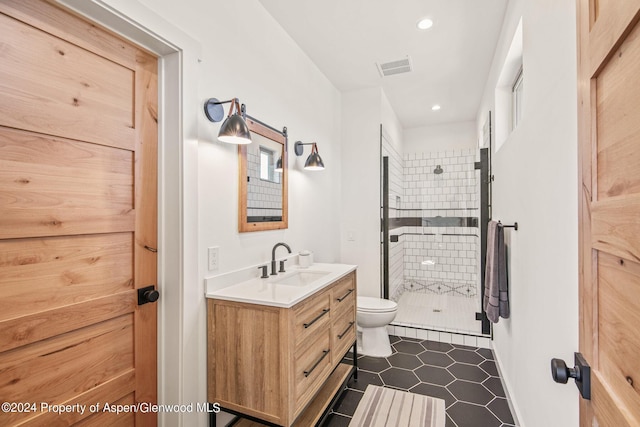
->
(550, 358, 573, 384)
(550, 352, 590, 399)
(138, 285, 159, 305)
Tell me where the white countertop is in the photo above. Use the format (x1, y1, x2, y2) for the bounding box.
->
(205, 263, 357, 308)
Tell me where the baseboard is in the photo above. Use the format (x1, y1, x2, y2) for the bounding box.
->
(492, 344, 524, 427)
(388, 324, 492, 349)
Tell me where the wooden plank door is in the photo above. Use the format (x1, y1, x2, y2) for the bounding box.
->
(577, 0, 640, 426)
(0, 1, 158, 425)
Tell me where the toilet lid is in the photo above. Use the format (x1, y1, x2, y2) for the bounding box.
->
(357, 296, 397, 313)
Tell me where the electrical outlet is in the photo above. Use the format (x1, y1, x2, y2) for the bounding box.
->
(208, 246, 219, 271)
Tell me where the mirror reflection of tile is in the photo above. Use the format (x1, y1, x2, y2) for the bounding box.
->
(246, 133, 283, 223)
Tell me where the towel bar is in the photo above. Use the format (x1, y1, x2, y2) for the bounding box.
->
(498, 221, 518, 230)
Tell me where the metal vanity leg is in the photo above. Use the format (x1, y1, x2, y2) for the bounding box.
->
(209, 403, 216, 427)
(353, 340, 358, 381)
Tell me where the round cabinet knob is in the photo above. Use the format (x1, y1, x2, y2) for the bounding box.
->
(551, 358, 569, 384)
(144, 289, 159, 303)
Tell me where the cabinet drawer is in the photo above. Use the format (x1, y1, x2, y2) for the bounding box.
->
(293, 290, 331, 347)
(330, 273, 356, 317)
(294, 329, 332, 407)
(332, 306, 356, 363)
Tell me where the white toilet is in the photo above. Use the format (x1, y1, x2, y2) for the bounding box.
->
(356, 296, 398, 357)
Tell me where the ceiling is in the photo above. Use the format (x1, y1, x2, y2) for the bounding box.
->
(258, 0, 508, 129)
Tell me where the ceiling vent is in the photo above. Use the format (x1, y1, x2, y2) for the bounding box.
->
(376, 56, 413, 77)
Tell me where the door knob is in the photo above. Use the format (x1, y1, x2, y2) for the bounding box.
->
(138, 285, 159, 305)
(550, 352, 591, 399)
(551, 358, 577, 384)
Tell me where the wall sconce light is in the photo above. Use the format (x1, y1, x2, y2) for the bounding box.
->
(274, 156, 283, 173)
(203, 97, 252, 144)
(294, 141, 325, 171)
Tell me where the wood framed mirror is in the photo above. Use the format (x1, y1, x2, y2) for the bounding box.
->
(238, 116, 288, 232)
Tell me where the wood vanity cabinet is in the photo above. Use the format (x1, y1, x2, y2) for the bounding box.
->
(207, 271, 357, 426)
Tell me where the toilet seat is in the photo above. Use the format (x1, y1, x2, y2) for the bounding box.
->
(357, 296, 397, 313)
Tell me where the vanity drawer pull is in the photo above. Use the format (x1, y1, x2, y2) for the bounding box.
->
(337, 321, 355, 339)
(303, 308, 330, 329)
(304, 349, 330, 377)
(336, 289, 354, 302)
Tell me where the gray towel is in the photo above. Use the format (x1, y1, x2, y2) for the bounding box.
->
(484, 221, 509, 323)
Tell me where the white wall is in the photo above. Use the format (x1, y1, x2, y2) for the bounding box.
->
(404, 121, 477, 153)
(340, 87, 403, 298)
(381, 90, 403, 155)
(340, 88, 382, 297)
(96, 1, 343, 426)
(476, 1, 579, 426)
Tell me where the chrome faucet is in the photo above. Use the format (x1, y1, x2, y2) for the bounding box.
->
(271, 242, 292, 275)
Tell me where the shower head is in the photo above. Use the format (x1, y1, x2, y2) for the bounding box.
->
(434, 165, 443, 174)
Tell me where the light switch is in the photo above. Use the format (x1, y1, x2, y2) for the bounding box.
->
(208, 246, 219, 271)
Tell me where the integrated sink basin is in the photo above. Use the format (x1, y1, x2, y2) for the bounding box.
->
(272, 270, 331, 287)
(206, 262, 357, 308)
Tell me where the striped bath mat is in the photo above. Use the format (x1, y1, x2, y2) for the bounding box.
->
(349, 385, 445, 427)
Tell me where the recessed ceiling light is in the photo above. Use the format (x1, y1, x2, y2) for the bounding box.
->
(432, 104, 441, 111)
(417, 18, 433, 30)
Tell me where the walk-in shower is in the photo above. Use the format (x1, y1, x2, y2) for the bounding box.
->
(380, 127, 491, 337)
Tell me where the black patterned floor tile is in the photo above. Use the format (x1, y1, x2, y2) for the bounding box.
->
(451, 343, 477, 351)
(422, 340, 454, 352)
(447, 380, 494, 405)
(387, 352, 422, 370)
(321, 337, 515, 427)
(482, 376, 506, 397)
(488, 397, 515, 424)
(415, 365, 455, 386)
(477, 347, 494, 360)
(448, 401, 502, 427)
(448, 348, 485, 365)
(418, 350, 455, 367)
(480, 359, 499, 376)
(409, 382, 456, 408)
(393, 340, 425, 355)
(358, 356, 390, 373)
(379, 367, 420, 390)
(332, 388, 363, 417)
(399, 336, 422, 342)
(389, 334, 401, 344)
(325, 412, 351, 426)
(347, 370, 382, 391)
(448, 363, 490, 382)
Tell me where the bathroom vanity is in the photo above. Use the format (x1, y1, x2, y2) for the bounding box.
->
(206, 264, 357, 426)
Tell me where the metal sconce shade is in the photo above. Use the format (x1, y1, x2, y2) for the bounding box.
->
(304, 151, 324, 170)
(204, 97, 252, 145)
(218, 114, 252, 144)
(294, 141, 325, 171)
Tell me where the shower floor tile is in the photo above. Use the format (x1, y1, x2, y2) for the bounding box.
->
(394, 291, 482, 334)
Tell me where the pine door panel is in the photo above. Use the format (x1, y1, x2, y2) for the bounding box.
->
(0, 12, 135, 150)
(578, 0, 640, 426)
(0, 1, 158, 425)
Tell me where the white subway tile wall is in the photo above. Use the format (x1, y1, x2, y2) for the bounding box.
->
(382, 145, 484, 335)
(246, 145, 283, 219)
